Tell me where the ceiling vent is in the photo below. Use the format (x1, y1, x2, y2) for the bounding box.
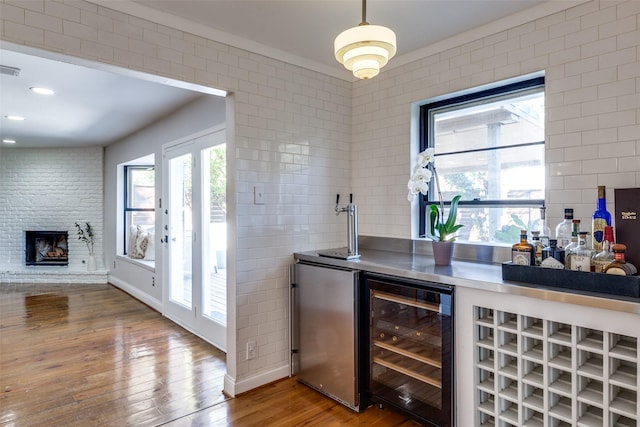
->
(0, 65, 21, 77)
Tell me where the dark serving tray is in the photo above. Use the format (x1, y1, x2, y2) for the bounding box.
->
(502, 262, 640, 298)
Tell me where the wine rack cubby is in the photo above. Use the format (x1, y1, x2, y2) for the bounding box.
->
(474, 306, 639, 427)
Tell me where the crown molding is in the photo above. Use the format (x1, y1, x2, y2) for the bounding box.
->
(387, 0, 591, 72)
(87, 0, 351, 81)
(88, 0, 590, 83)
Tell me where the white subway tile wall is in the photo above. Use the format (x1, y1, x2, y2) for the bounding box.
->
(0, 0, 351, 388)
(0, 147, 104, 271)
(351, 0, 640, 238)
(2, 0, 639, 392)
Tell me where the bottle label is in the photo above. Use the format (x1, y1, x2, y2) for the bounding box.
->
(592, 218, 607, 251)
(512, 250, 532, 266)
(606, 267, 627, 275)
(593, 260, 611, 273)
(565, 253, 573, 269)
(571, 256, 591, 272)
(541, 257, 565, 269)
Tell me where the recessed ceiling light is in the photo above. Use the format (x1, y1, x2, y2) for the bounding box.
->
(5, 115, 25, 121)
(2, 139, 17, 144)
(30, 87, 55, 95)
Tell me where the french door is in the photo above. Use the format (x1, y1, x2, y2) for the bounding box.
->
(163, 129, 227, 351)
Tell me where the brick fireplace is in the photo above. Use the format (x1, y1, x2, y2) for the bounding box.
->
(25, 231, 69, 266)
(0, 147, 106, 284)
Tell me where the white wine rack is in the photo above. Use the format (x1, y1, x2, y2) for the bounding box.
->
(474, 306, 639, 426)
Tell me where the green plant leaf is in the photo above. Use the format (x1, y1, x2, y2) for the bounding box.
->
(444, 195, 461, 229)
(428, 194, 464, 241)
(429, 205, 439, 237)
(512, 213, 526, 229)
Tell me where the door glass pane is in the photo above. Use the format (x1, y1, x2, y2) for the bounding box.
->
(169, 153, 193, 308)
(202, 145, 226, 325)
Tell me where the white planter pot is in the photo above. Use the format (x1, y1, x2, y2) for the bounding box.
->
(87, 254, 97, 271)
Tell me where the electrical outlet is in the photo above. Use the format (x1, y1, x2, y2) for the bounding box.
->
(247, 340, 257, 360)
(254, 184, 265, 205)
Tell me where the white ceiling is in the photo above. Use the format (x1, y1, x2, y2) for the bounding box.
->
(0, 49, 208, 148)
(129, 0, 548, 76)
(2, 0, 579, 149)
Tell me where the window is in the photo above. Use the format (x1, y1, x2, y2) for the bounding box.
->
(124, 165, 155, 257)
(419, 76, 545, 244)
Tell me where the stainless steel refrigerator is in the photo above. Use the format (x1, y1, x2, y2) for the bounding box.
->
(293, 262, 361, 411)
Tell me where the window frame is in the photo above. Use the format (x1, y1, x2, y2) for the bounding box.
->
(123, 165, 155, 256)
(418, 76, 545, 239)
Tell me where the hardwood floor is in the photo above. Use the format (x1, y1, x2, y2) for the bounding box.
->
(0, 284, 419, 426)
(164, 378, 420, 427)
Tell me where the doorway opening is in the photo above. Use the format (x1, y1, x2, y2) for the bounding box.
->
(1, 43, 230, 381)
(164, 129, 227, 351)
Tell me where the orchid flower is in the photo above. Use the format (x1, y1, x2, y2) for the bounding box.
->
(407, 147, 463, 241)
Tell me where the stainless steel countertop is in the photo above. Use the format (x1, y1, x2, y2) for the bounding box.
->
(294, 246, 640, 315)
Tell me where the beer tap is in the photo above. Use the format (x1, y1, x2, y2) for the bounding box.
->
(335, 193, 359, 258)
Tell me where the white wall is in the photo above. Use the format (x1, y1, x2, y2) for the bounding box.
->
(1, 0, 350, 393)
(104, 95, 226, 309)
(0, 146, 104, 272)
(351, 0, 640, 238)
(4, 0, 636, 397)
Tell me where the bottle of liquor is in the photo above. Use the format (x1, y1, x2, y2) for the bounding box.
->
(592, 185, 612, 252)
(512, 230, 535, 266)
(592, 226, 614, 273)
(570, 231, 594, 272)
(539, 205, 551, 248)
(563, 219, 581, 269)
(604, 244, 638, 275)
(531, 231, 543, 266)
(541, 239, 565, 269)
(555, 208, 573, 249)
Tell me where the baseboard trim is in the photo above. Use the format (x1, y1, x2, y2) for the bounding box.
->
(223, 365, 291, 397)
(0, 269, 108, 284)
(108, 276, 162, 312)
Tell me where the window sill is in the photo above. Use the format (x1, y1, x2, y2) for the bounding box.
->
(117, 255, 155, 272)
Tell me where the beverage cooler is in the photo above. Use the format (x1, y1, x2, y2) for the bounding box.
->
(293, 262, 363, 411)
(363, 273, 454, 427)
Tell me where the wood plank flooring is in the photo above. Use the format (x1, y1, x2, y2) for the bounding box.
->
(0, 283, 419, 426)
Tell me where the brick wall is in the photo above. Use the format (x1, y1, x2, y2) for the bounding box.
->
(0, 147, 104, 271)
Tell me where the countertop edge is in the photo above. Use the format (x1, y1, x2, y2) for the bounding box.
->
(294, 250, 640, 315)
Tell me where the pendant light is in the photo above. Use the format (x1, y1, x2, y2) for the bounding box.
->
(334, 0, 397, 80)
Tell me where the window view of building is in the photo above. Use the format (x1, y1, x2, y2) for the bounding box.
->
(420, 77, 545, 244)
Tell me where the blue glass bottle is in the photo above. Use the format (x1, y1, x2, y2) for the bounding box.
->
(592, 185, 612, 252)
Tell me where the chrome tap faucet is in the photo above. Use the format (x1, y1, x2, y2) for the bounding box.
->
(335, 193, 359, 258)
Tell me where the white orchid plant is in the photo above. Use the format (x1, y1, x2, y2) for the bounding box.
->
(407, 148, 463, 242)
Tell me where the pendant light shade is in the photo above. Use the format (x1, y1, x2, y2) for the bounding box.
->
(334, 0, 397, 79)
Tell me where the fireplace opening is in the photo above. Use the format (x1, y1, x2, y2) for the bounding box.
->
(25, 231, 69, 266)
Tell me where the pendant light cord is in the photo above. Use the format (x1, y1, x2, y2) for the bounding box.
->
(360, 0, 368, 25)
